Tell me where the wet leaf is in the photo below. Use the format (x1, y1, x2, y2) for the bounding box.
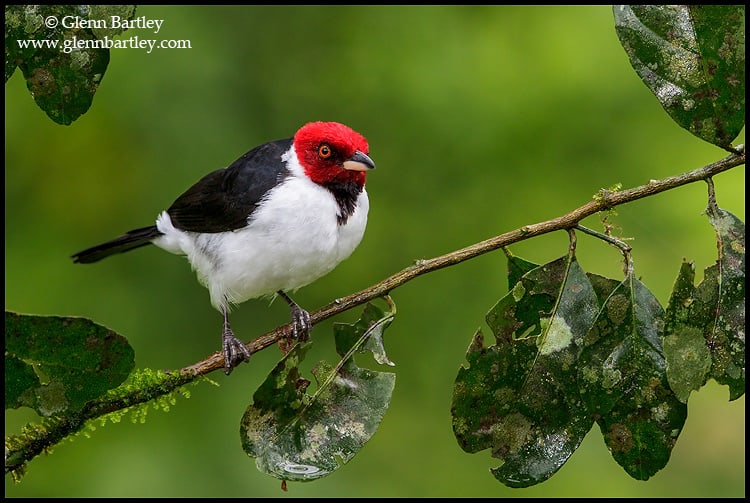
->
(586, 273, 622, 309)
(240, 300, 396, 482)
(504, 249, 539, 289)
(334, 301, 395, 367)
(5, 5, 136, 124)
(4, 354, 41, 410)
(4, 311, 135, 416)
(665, 208, 745, 401)
(664, 261, 714, 402)
(704, 206, 745, 399)
(452, 254, 597, 488)
(578, 275, 687, 480)
(613, 5, 745, 147)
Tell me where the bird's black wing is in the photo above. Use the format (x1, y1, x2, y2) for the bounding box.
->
(167, 138, 293, 233)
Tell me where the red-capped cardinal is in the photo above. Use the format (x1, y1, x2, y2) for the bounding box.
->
(72, 121, 375, 374)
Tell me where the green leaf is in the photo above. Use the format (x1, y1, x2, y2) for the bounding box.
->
(452, 254, 597, 488)
(504, 248, 539, 289)
(334, 301, 396, 367)
(5, 311, 135, 416)
(704, 206, 745, 399)
(586, 272, 621, 309)
(240, 300, 396, 482)
(664, 207, 745, 401)
(88, 5, 138, 39)
(578, 274, 687, 480)
(613, 5, 745, 148)
(663, 261, 713, 402)
(5, 354, 41, 410)
(5, 5, 136, 124)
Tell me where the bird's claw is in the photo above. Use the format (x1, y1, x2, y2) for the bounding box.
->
(222, 329, 251, 375)
(290, 304, 311, 342)
(276, 291, 312, 349)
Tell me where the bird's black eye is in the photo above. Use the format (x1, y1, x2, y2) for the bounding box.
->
(318, 143, 333, 160)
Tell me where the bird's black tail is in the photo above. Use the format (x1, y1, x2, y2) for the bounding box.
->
(72, 226, 163, 264)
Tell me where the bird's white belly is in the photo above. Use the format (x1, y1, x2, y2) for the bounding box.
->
(154, 178, 368, 311)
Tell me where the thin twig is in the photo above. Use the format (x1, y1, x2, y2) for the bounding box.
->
(574, 224, 633, 275)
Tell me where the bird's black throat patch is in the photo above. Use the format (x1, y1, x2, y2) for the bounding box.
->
(323, 180, 363, 225)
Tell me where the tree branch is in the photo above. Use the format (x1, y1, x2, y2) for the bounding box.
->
(5, 146, 744, 476)
(185, 144, 745, 373)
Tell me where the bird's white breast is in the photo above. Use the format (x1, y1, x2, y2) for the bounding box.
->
(153, 173, 368, 312)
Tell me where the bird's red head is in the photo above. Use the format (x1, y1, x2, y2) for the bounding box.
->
(293, 121, 375, 187)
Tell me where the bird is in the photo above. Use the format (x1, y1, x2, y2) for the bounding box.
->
(72, 121, 375, 374)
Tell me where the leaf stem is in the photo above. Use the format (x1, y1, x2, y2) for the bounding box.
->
(705, 177, 720, 218)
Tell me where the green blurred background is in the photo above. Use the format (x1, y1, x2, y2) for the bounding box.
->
(5, 5, 744, 498)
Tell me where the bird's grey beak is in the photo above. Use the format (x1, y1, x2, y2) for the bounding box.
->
(343, 150, 376, 171)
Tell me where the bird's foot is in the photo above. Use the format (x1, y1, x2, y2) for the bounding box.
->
(289, 303, 311, 342)
(277, 291, 312, 343)
(222, 327, 251, 375)
(278, 303, 311, 354)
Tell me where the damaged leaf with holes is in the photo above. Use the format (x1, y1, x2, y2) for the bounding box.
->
(578, 274, 687, 480)
(613, 5, 745, 148)
(5, 311, 135, 416)
(504, 249, 539, 288)
(663, 261, 713, 402)
(664, 207, 745, 401)
(5, 5, 136, 124)
(452, 253, 598, 488)
(240, 300, 396, 482)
